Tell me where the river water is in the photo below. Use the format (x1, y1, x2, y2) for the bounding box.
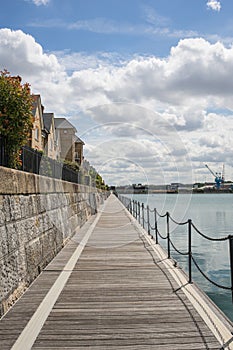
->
(124, 193, 233, 322)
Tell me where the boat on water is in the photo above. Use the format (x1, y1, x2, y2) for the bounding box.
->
(133, 183, 148, 194)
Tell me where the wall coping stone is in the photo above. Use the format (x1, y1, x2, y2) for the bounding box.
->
(0, 166, 98, 195)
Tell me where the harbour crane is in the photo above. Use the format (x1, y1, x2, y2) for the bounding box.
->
(205, 164, 224, 190)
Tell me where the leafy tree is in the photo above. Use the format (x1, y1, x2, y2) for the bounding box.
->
(0, 70, 33, 167)
(95, 173, 108, 190)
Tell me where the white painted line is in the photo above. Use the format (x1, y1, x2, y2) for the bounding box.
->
(11, 203, 106, 350)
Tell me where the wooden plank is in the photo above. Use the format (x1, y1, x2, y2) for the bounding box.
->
(0, 194, 227, 349)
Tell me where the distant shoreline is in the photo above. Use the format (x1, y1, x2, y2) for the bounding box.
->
(116, 189, 233, 194)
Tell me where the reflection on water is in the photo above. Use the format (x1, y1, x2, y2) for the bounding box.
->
(127, 193, 233, 321)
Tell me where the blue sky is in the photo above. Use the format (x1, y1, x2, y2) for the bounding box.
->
(1, 0, 233, 186)
(2, 0, 233, 55)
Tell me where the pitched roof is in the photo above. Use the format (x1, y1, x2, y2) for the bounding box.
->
(54, 118, 77, 132)
(31, 94, 43, 116)
(74, 135, 85, 145)
(43, 113, 54, 133)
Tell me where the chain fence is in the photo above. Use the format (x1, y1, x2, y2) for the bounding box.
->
(118, 194, 233, 302)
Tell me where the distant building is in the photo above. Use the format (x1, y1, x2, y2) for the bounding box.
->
(166, 183, 179, 193)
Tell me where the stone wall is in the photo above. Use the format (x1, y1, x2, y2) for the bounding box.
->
(0, 166, 107, 317)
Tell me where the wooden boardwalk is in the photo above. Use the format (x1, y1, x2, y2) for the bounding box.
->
(0, 194, 233, 349)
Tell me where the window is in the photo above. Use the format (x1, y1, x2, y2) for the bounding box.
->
(35, 127, 39, 141)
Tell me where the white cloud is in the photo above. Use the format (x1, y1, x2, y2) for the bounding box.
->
(0, 28, 70, 112)
(1, 28, 233, 183)
(27, 17, 202, 42)
(31, 0, 50, 5)
(68, 18, 143, 35)
(206, 1, 221, 12)
(143, 5, 170, 27)
(28, 16, 231, 45)
(0, 28, 61, 75)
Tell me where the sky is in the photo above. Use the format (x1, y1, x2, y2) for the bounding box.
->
(1, 0, 233, 186)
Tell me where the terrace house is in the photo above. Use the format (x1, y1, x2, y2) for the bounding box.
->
(29, 95, 47, 151)
(42, 112, 58, 159)
(74, 135, 85, 165)
(54, 118, 77, 162)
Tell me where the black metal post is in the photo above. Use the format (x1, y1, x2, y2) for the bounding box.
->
(129, 199, 132, 214)
(166, 212, 170, 258)
(35, 149, 39, 174)
(136, 201, 138, 220)
(188, 219, 192, 283)
(147, 205, 150, 235)
(229, 235, 233, 302)
(154, 208, 158, 243)
(138, 203, 141, 224)
(142, 203, 145, 229)
(22, 147, 25, 171)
